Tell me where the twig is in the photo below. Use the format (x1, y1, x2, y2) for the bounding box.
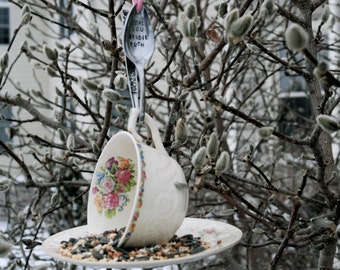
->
(269, 170, 308, 269)
(1, 94, 90, 147)
(74, 0, 109, 17)
(151, 38, 182, 85)
(248, 160, 278, 191)
(220, 176, 285, 229)
(269, 197, 301, 269)
(0, 140, 33, 185)
(97, 0, 118, 149)
(208, 95, 310, 145)
(204, 182, 275, 230)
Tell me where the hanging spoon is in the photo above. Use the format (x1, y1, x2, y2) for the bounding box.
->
(122, 6, 139, 108)
(123, 4, 155, 122)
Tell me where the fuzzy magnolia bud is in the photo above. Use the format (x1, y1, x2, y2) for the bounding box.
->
(0, 237, 13, 257)
(207, 132, 219, 159)
(20, 4, 32, 25)
(115, 104, 128, 115)
(311, 217, 335, 229)
(285, 23, 308, 51)
(192, 146, 207, 171)
(215, 151, 230, 177)
(224, 9, 239, 33)
(46, 66, 58, 77)
(114, 74, 127, 90)
(178, 4, 200, 40)
(224, 9, 253, 45)
(0, 52, 9, 70)
(57, 128, 67, 142)
(321, 5, 330, 23)
(43, 44, 58, 61)
(313, 61, 328, 78)
(185, 3, 197, 19)
(186, 19, 197, 39)
(0, 179, 10, 192)
(50, 192, 60, 208)
(66, 134, 75, 150)
(82, 78, 99, 91)
(92, 142, 100, 154)
(316, 115, 340, 134)
(103, 88, 122, 103)
(20, 40, 31, 57)
(229, 14, 253, 43)
(259, 0, 276, 21)
(218, 2, 228, 18)
(175, 118, 188, 144)
(178, 13, 198, 39)
(178, 12, 189, 37)
(258, 126, 274, 139)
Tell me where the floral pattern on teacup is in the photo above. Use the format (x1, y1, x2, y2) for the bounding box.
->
(92, 156, 136, 218)
(122, 144, 146, 244)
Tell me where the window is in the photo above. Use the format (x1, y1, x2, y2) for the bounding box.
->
(277, 75, 313, 137)
(278, 91, 313, 137)
(0, 7, 10, 44)
(277, 49, 313, 137)
(59, 0, 73, 38)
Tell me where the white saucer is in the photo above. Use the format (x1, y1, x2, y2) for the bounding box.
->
(42, 218, 242, 268)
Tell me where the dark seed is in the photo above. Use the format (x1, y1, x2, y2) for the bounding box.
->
(152, 246, 161, 252)
(92, 251, 104, 260)
(135, 256, 150, 261)
(191, 246, 206, 254)
(113, 234, 122, 241)
(100, 237, 109, 244)
(111, 239, 119, 247)
(191, 240, 201, 248)
(115, 247, 129, 256)
(68, 237, 77, 244)
(79, 247, 87, 253)
(70, 249, 79, 254)
(181, 234, 194, 240)
(122, 254, 130, 260)
(170, 235, 179, 242)
(84, 240, 92, 249)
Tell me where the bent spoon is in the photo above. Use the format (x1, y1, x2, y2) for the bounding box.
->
(123, 4, 155, 122)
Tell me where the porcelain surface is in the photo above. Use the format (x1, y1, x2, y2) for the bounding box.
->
(42, 218, 243, 268)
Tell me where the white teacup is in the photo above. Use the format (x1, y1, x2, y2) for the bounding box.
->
(87, 108, 189, 247)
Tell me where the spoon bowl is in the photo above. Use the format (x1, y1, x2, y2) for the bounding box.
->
(123, 4, 155, 121)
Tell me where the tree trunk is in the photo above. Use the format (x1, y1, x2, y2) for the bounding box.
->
(296, 1, 337, 269)
(318, 238, 337, 270)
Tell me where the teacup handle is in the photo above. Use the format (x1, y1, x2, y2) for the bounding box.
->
(128, 108, 168, 155)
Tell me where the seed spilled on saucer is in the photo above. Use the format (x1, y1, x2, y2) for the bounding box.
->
(59, 227, 210, 262)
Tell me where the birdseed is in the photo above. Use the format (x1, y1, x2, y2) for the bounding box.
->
(59, 228, 211, 262)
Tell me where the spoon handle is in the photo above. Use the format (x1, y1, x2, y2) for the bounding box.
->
(136, 65, 145, 122)
(126, 57, 139, 108)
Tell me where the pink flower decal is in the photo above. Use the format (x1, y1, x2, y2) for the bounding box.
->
(92, 186, 99, 194)
(104, 192, 119, 209)
(116, 169, 132, 184)
(92, 156, 137, 217)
